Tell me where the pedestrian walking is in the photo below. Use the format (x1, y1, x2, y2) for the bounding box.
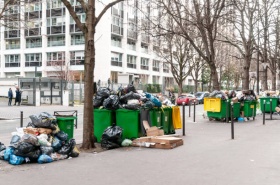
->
(14, 87, 22, 106)
(8, 88, 13, 106)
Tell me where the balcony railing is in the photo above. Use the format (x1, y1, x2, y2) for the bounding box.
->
(70, 59, 84, 65)
(141, 65, 149, 70)
(6, 44, 20, 49)
(153, 67, 160, 72)
(111, 60, 122, 67)
(5, 62, 20, 67)
(25, 61, 42, 67)
(111, 40, 121, 47)
(127, 63, 136, 69)
(26, 42, 42, 48)
(48, 40, 65, 47)
(141, 47, 148, 54)
(127, 30, 137, 40)
(127, 44, 136, 51)
(47, 60, 65, 66)
(71, 39, 84, 45)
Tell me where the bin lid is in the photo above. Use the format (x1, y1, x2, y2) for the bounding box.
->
(56, 116, 77, 120)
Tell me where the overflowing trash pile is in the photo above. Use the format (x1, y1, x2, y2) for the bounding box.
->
(0, 112, 79, 165)
(93, 84, 175, 110)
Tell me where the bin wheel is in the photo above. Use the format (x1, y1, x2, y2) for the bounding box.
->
(209, 117, 214, 121)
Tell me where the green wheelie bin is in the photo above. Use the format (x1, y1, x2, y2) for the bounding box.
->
(259, 97, 278, 113)
(93, 109, 114, 142)
(161, 107, 175, 135)
(116, 109, 140, 139)
(243, 100, 257, 120)
(149, 108, 162, 127)
(56, 116, 77, 141)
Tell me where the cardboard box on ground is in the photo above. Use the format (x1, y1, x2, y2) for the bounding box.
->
(133, 120, 183, 149)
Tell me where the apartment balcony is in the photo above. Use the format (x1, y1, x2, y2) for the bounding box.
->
(141, 47, 148, 54)
(46, 8, 65, 17)
(141, 34, 149, 44)
(25, 28, 41, 37)
(25, 11, 42, 19)
(70, 24, 82, 33)
(6, 44, 20, 50)
(70, 59, 84, 65)
(111, 40, 121, 47)
(4, 30, 20, 38)
(5, 62, 20, 67)
(141, 65, 149, 70)
(48, 40, 65, 47)
(127, 44, 136, 51)
(111, 24, 123, 36)
(47, 60, 65, 66)
(71, 39, 84, 45)
(153, 67, 160, 72)
(127, 63, 136, 69)
(25, 61, 42, 67)
(47, 26, 65, 35)
(111, 60, 122, 67)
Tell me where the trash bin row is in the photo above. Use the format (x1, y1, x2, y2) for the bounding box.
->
(204, 98, 257, 120)
(94, 107, 181, 143)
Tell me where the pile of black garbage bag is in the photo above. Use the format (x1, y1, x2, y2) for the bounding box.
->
(209, 90, 227, 100)
(93, 84, 163, 110)
(0, 112, 79, 165)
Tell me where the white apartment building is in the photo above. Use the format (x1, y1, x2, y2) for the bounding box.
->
(0, 0, 194, 88)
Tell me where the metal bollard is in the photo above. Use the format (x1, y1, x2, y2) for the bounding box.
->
(231, 102, 234, 139)
(20, 111, 23, 127)
(226, 99, 229, 123)
(270, 99, 272, 120)
(263, 100, 266, 125)
(182, 102, 186, 136)
(189, 101, 191, 117)
(193, 100, 196, 122)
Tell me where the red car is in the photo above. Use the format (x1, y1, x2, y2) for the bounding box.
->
(176, 94, 198, 105)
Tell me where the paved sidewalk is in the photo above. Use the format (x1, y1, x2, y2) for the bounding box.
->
(1, 97, 280, 185)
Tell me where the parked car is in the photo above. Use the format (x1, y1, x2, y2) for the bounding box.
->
(176, 94, 197, 105)
(195, 92, 210, 104)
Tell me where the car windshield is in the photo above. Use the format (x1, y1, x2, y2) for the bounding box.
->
(195, 93, 202, 97)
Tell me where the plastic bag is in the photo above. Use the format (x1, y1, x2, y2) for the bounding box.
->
(121, 139, 132, 147)
(10, 135, 21, 147)
(40, 146, 54, 155)
(126, 84, 137, 93)
(21, 134, 40, 146)
(69, 146, 80, 158)
(120, 92, 141, 104)
(51, 153, 68, 161)
(55, 131, 68, 142)
(103, 95, 120, 110)
(4, 147, 14, 161)
(29, 112, 56, 129)
(0, 142, 6, 151)
(96, 87, 111, 99)
(0, 150, 5, 160)
(37, 134, 52, 147)
(123, 104, 141, 110)
(14, 142, 35, 154)
(52, 137, 62, 151)
(38, 154, 53, 164)
(57, 139, 76, 155)
(14, 148, 41, 160)
(101, 125, 123, 150)
(9, 154, 25, 165)
(145, 93, 162, 107)
(93, 95, 104, 108)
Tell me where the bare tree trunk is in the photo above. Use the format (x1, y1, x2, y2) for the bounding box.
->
(178, 82, 183, 96)
(262, 67, 268, 91)
(242, 56, 250, 90)
(271, 72, 276, 91)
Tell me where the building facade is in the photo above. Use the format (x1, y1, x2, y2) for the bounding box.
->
(0, 0, 194, 89)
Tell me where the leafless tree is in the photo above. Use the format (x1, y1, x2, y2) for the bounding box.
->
(61, 0, 125, 149)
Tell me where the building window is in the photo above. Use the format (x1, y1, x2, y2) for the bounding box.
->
(141, 44, 148, 53)
(48, 36, 65, 47)
(153, 60, 160, 72)
(26, 38, 42, 48)
(47, 52, 65, 66)
(70, 51, 84, 65)
(111, 52, 122, 67)
(47, 0, 63, 9)
(71, 35, 85, 45)
(70, 14, 86, 24)
(25, 53, 42, 67)
(140, 58, 149, 70)
(127, 55, 136, 69)
(6, 39, 20, 50)
(152, 76, 159, 84)
(111, 36, 121, 47)
(163, 62, 169, 73)
(5, 55, 20, 67)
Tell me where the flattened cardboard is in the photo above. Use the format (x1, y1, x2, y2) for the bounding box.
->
(151, 140, 184, 149)
(150, 136, 182, 144)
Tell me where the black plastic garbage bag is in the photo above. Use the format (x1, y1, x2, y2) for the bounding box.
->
(29, 112, 57, 128)
(52, 137, 62, 151)
(0, 150, 5, 160)
(127, 84, 137, 93)
(96, 87, 111, 99)
(21, 134, 40, 146)
(93, 95, 104, 108)
(55, 131, 68, 142)
(120, 91, 141, 104)
(0, 142, 6, 151)
(40, 146, 54, 155)
(57, 138, 76, 156)
(103, 95, 120, 110)
(10, 135, 21, 147)
(14, 142, 35, 154)
(14, 148, 41, 160)
(123, 104, 141, 110)
(141, 101, 155, 110)
(101, 125, 123, 150)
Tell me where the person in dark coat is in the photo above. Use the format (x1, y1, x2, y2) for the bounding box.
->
(8, 88, 13, 106)
(14, 87, 22, 106)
